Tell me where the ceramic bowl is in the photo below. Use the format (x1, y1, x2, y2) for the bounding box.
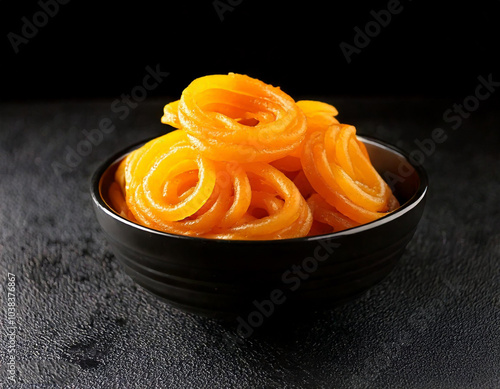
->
(91, 134, 428, 319)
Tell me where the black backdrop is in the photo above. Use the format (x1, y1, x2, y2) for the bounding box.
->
(1, 0, 499, 101)
(1, 3, 500, 387)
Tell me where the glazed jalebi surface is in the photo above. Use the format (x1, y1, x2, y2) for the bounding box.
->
(300, 123, 399, 225)
(108, 73, 400, 239)
(111, 129, 312, 239)
(161, 73, 307, 163)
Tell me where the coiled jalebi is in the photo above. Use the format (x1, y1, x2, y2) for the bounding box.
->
(301, 122, 399, 225)
(161, 73, 307, 163)
(108, 73, 400, 239)
(111, 129, 312, 239)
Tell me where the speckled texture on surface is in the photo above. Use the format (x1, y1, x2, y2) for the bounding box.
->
(0, 97, 499, 388)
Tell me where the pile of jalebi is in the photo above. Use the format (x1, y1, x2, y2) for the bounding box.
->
(109, 73, 399, 240)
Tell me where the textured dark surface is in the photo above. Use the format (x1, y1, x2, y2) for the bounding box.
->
(0, 97, 499, 388)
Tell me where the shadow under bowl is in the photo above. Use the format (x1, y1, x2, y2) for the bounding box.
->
(91, 135, 428, 319)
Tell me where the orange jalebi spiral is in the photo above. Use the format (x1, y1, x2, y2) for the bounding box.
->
(108, 73, 400, 239)
(205, 163, 312, 240)
(301, 122, 399, 225)
(111, 129, 311, 239)
(161, 73, 307, 163)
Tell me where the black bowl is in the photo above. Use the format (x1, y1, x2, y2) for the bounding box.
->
(91, 135, 427, 319)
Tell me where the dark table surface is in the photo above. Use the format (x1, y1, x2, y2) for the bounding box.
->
(1, 96, 499, 388)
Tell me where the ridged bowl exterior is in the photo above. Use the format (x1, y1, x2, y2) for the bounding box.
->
(91, 135, 427, 318)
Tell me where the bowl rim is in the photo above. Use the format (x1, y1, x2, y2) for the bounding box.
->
(90, 133, 428, 244)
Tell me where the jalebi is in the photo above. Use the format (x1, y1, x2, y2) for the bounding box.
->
(108, 73, 400, 239)
(161, 73, 307, 163)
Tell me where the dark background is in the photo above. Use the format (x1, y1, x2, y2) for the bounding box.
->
(1, 0, 499, 101)
(1, 1, 500, 388)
